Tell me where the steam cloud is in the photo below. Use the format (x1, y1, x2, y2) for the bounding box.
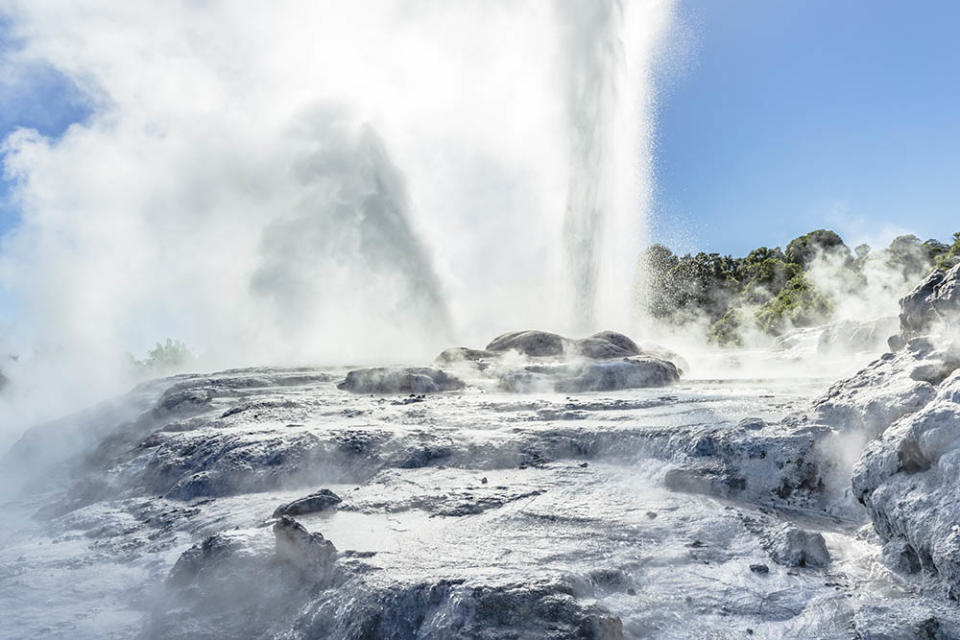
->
(0, 0, 675, 442)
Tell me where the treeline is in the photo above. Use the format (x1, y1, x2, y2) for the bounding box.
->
(645, 230, 960, 346)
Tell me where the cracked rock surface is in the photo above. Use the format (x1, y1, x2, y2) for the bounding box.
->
(2, 362, 958, 639)
(7, 306, 960, 639)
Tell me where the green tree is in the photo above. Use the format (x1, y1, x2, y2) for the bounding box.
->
(130, 339, 194, 376)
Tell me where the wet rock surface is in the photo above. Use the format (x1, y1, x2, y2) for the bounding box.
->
(804, 269, 960, 599)
(436, 329, 684, 393)
(897, 263, 960, 342)
(272, 488, 342, 518)
(338, 367, 465, 394)
(499, 357, 679, 393)
(2, 348, 960, 638)
(767, 525, 831, 568)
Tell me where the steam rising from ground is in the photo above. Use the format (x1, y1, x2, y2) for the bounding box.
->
(644, 244, 938, 381)
(0, 1, 675, 439)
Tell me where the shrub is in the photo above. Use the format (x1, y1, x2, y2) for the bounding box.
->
(754, 275, 833, 335)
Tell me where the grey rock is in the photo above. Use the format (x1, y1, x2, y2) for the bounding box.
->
(486, 330, 567, 357)
(556, 357, 679, 392)
(273, 515, 338, 573)
(768, 525, 830, 568)
(897, 263, 960, 342)
(148, 521, 341, 640)
(272, 489, 342, 518)
(573, 331, 641, 359)
(483, 329, 649, 362)
(293, 577, 624, 640)
(499, 357, 679, 393)
(663, 466, 746, 498)
(851, 370, 960, 597)
(337, 367, 465, 394)
(435, 347, 500, 364)
(661, 421, 827, 508)
(811, 340, 948, 437)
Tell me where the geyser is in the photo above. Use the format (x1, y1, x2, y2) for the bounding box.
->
(0, 0, 675, 436)
(558, 0, 667, 334)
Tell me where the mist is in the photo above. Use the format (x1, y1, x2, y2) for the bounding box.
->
(0, 0, 676, 442)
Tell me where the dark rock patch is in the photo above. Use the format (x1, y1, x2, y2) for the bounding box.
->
(272, 489, 342, 518)
(768, 525, 830, 568)
(338, 367, 465, 394)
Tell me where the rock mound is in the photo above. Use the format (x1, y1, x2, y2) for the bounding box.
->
(499, 357, 679, 393)
(768, 525, 830, 568)
(572, 331, 641, 359)
(273, 489, 342, 518)
(338, 367, 465, 394)
(486, 330, 567, 357)
(809, 268, 960, 596)
(436, 329, 683, 393)
(894, 262, 960, 347)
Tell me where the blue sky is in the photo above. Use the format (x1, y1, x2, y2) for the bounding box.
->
(653, 0, 960, 256)
(0, 26, 91, 238)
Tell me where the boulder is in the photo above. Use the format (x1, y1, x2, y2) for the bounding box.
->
(150, 522, 341, 640)
(811, 338, 951, 437)
(768, 525, 830, 568)
(660, 420, 829, 508)
(637, 343, 689, 375)
(573, 331, 641, 359)
(555, 357, 679, 392)
(435, 347, 499, 364)
(273, 516, 338, 574)
(663, 465, 746, 498)
(484, 329, 648, 361)
(810, 275, 960, 595)
(272, 489, 342, 518)
(485, 330, 567, 357)
(896, 262, 960, 343)
(338, 367, 465, 394)
(498, 357, 679, 393)
(851, 369, 960, 597)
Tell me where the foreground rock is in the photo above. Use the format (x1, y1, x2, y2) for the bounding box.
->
(338, 367, 465, 394)
(812, 337, 957, 437)
(149, 515, 624, 640)
(896, 262, 960, 344)
(807, 264, 960, 597)
(661, 418, 828, 509)
(499, 357, 679, 393)
(851, 368, 960, 597)
(6, 360, 960, 638)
